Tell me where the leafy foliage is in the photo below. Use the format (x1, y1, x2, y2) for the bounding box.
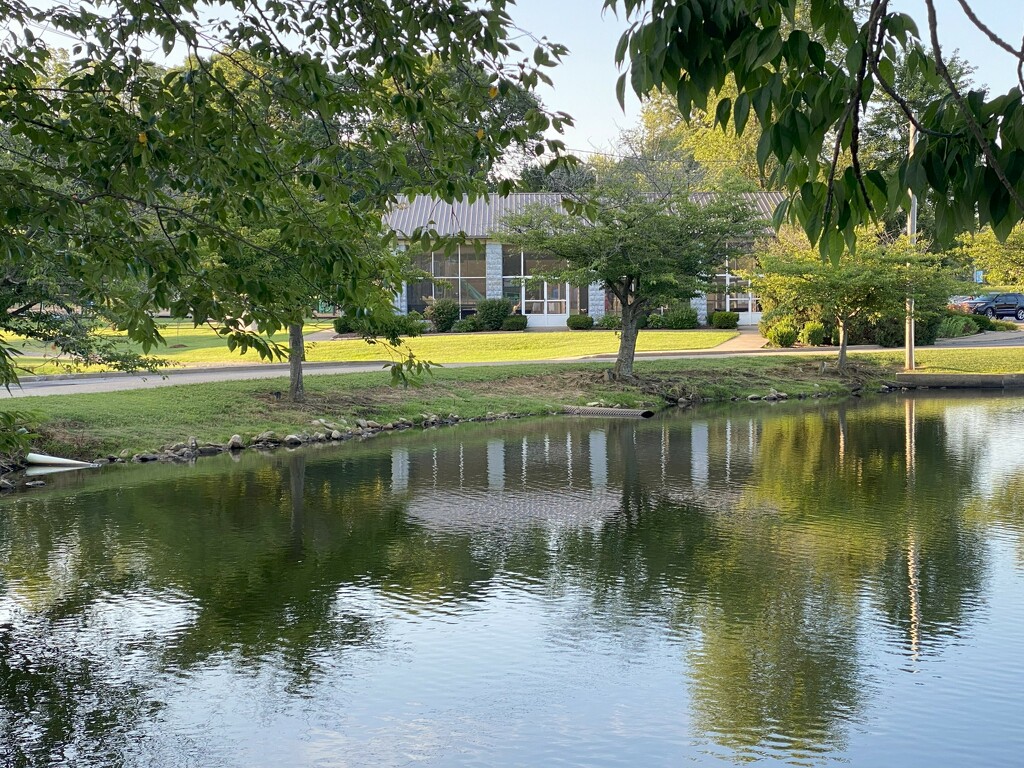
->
(0, 0, 570, 385)
(475, 298, 514, 331)
(799, 321, 827, 346)
(598, 314, 622, 330)
(425, 299, 461, 333)
(611, 0, 1024, 256)
(752, 228, 961, 367)
(937, 313, 979, 338)
(766, 320, 799, 347)
(0, 408, 35, 464)
(451, 315, 483, 333)
(502, 172, 758, 376)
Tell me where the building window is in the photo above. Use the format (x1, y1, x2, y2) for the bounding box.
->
(708, 257, 761, 316)
(406, 244, 488, 315)
(501, 246, 572, 317)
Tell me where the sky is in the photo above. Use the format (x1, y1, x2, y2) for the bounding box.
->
(19, 0, 1024, 154)
(508, 0, 1024, 152)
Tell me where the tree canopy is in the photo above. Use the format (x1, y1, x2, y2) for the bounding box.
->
(502, 170, 758, 378)
(610, 0, 1024, 257)
(0, 0, 570, 384)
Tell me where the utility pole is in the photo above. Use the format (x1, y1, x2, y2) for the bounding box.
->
(905, 122, 918, 371)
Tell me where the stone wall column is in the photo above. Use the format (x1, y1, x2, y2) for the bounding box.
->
(588, 283, 606, 320)
(690, 294, 708, 325)
(486, 242, 503, 300)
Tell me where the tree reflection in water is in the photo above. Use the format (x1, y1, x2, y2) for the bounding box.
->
(0, 393, 1017, 765)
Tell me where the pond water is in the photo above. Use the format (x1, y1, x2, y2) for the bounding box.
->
(2, 393, 1024, 766)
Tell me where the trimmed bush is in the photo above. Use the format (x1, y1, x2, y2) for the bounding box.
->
(710, 311, 740, 329)
(332, 315, 354, 334)
(597, 314, 622, 329)
(766, 321, 798, 347)
(475, 298, 514, 331)
(425, 298, 460, 333)
(993, 319, 1019, 331)
(501, 314, 528, 331)
(451, 315, 482, 333)
(566, 314, 595, 330)
(937, 313, 979, 338)
(799, 320, 826, 346)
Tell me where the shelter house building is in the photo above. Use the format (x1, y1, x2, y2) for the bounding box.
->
(385, 191, 784, 328)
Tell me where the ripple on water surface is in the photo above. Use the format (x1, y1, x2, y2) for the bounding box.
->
(3, 394, 1024, 766)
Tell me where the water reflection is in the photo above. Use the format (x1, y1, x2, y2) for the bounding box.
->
(2, 393, 1024, 766)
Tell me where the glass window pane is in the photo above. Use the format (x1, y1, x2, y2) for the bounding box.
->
(502, 279, 522, 311)
(576, 286, 589, 314)
(407, 279, 433, 314)
(461, 278, 486, 307)
(546, 301, 567, 314)
(410, 251, 432, 272)
(460, 245, 486, 277)
(435, 252, 459, 277)
(524, 301, 545, 314)
(546, 282, 565, 300)
(434, 278, 457, 300)
(525, 283, 543, 301)
(524, 253, 566, 276)
(502, 245, 523, 276)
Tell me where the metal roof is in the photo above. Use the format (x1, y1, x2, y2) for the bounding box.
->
(386, 191, 787, 239)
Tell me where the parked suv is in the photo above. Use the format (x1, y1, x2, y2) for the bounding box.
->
(964, 293, 1024, 320)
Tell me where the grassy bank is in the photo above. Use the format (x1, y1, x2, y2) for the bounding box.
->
(6, 346, 1024, 461)
(7, 356, 882, 460)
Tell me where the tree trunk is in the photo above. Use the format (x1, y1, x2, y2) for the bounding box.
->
(613, 302, 642, 379)
(837, 317, 848, 373)
(288, 321, 305, 402)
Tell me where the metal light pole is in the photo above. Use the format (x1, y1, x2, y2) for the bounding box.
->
(905, 122, 918, 371)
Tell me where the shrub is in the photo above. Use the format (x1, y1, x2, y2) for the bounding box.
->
(425, 298, 460, 333)
(501, 314, 528, 331)
(873, 316, 903, 347)
(334, 311, 425, 337)
(993, 319, 1019, 331)
(662, 305, 699, 329)
(475, 298, 513, 331)
(597, 314, 622, 329)
(710, 311, 740, 329)
(766, 321, 798, 347)
(451, 315, 482, 333)
(917, 314, 942, 346)
(937, 313, 979, 338)
(970, 312, 997, 331)
(799, 320, 827, 346)
(566, 314, 595, 330)
(645, 313, 666, 329)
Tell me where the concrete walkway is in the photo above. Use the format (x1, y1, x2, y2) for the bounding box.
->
(6, 327, 1023, 398)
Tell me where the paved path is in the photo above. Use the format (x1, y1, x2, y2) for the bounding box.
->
(6, 328, 1022, 398)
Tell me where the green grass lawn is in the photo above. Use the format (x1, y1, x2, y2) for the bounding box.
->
(864, 348, 1024, 373)
(11, 326, 738, 373)
(8, 346, 1024, 460)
